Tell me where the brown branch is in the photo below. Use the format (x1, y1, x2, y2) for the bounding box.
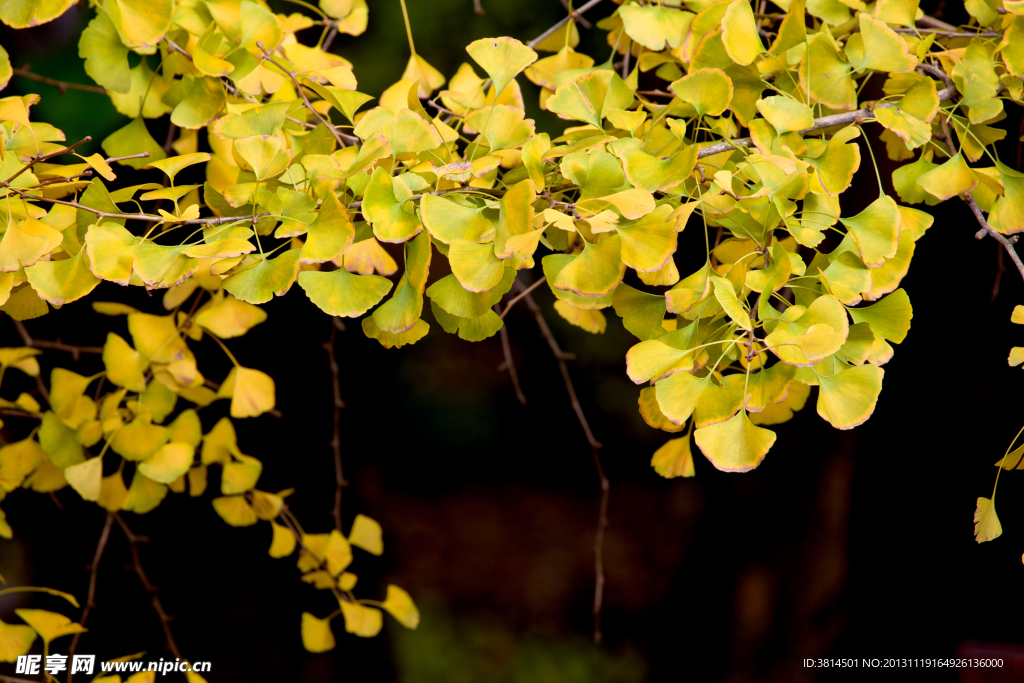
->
(11, 68, 106, 95)
(163, 37, 193, 62)
(517, 283, 608, 643)
(696, 85, 958, 159)
(499, 276, 546, 319)
(473, 0, 485, 15)
(494, 304, 527, 404)
(256, 42, 348, 148)
(528, 0, 605, 49)
(113, 514, 183, 662)
(322, 319, 347, 531)
(4, 136, 94, 186)
(916, 15, 960, 32)
(936, 117, 1024, 285)
(558, 0, 592, 28)
(322, 24, 340, 52)
(67, 512, 114, 683)
(12, 319, 103, 360)
(893, 27, 1002, 37)
(426, 99, 461, 118)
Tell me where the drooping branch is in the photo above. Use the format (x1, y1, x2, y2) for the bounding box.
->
(935, 117, 1024, 285)
(494, 303, 527, 404)
(67, 512, 114, 683)
(517, 282, 609, 644)
(13, 319, 103, 361)
(113, 514, 184, 662)
(322, 318, 347, 531)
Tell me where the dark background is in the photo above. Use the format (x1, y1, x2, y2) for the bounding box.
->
(1, 1, 1023, 681)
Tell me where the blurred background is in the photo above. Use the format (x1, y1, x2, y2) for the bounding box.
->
(1, 1, 1024, 681)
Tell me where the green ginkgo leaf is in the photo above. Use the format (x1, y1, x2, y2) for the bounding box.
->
(0, 0, 75, 29)
(551, 235, 625, 298)
(799, 31, 856, 111)
(222, 249, 301, 305)
(233, 136, 292, 181)
(464, 105, 536, 152)
(848, 288, 912, 343)
(363, 167, 422, 244)
(612, 284, 667, 341)
(0, 218, 63, 272)
(298, 266, 392, 317)
(466, 36, 537, 97)
(987, 161, 1024, 235)
(654, 370, 707, 425)
(353, 107, 442, 156)
(448, 238, 507, 293)
(670, 68, 733, 118)
(78, 11, 130, 93)
(855, 14, 917, 74)
(721, 0, 764, 66)
(816, 363, 884, 429)
(212, 101, 291, 139)
(132, 243, 199, 288)
(362, 316, 430, 349)
(420, 194, 496, 244)
(300, 193, 354, 264)
(546, 70, 634, 129)
(755, 96, 813, 136)
(426, 268, 515, 318)
(24, 249, 101, 305)
(609, 138, 696, 193)
(694, 411, 776, 472)
(839, 195, 901, 267)
(615, 204, 678, 273)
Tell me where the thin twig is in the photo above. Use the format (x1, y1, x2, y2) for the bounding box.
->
(11, 320, 103, 361)
(917, 15, 960, 32)
(518, 284, 608, 643)
(494, 304, 527, 404)
(937, 117, 1024, 285)
(256, 42, 347, 148)
(527, 0, 605, 49)
(67, 513, 114, 683)
(473, 0, 485, 15)
(322, 24, 340, 52)
(322, 320, 347, 531)
(4, 137, 94, 186)
(11, 68, 106, 95)
(499, 276, 546, 319)
(113, 514, 184, 662)
(696, 86, 958, 159)
(426, 99, 461, 118)
(558, 0, 592, 28)
(892, 27, 1002, 37)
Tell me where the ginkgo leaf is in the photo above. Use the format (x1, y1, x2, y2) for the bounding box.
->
(363, 167, 422, 243)
(619, 3, 691, 51)
(301, 612, 336, 653)
(855, 14, 917, 73)
(651, 436, 695, 478)
(721, 0, 764, 66)
(219, 366, 275, 419)
(222, 249, 301, 305)
(340, 601, 383, 637)
(0, 618, 36, 662)
(193, 292, 267, 338)
(14, 610, 85, 646)
(756, 97, 813, 135)
(915, 152, 977, 201)
(382, 585, 419, 629)
(974, 497, 1002, 543)
(694, 412, 776, 472)
(670, 68, 733, 119)
(551, 235, 625, 298)
(466, 37, 537, 97)
(212, 495, 257, 527)
(546, 70, 634, 129)
(139, 443, 194, 484)
(839, 195, 901, 267)
(348, 514, 383, 555)
(799, 32, 856, 111)
(765, 294, 849, 366)
(420, 194, 496, 244)
(299, 267, 392, 317)
(449, 238, 506, 292)
(269, 521, 297, 558)
(816, 364, 884, 429)
(848, 289, 912, 343)
(64, 456, 102, 502)
(24, 248, 101, 305)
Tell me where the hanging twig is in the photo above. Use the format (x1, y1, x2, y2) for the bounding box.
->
(113, 514, 184, 662)
(499, 276, 546, 319)
(67, 513, 114, 683)
(518, 283, 609, 644)
(558, 0, 593, 28)
(494, 304, 527, 404)
(322, 318, 347, 531)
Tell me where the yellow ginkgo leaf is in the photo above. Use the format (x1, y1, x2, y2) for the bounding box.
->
(14, 609, 86, 646)
(24, 248, 101, 306)
(974, 497, 1002, 543)
(0, 218, 63, 272)
(269, 521, 296, 558)
(0, 618, 36, 663)
(232, 136, 292, 181)
(299, 267, 392, 318)
(64, 456, 102, 502)
(219, 366, 276, 419)
(466, 37, 537, 97)
(301, 612, 336, 653)
(139, 443, 195, 484)
(816, 364, 884, 429)
(381, 585, 419, 629)
(651, 436, 695, 478)
(721, 0, 764, 66)
(551, 235, 625, 298)
(348, 514, 383, 555)
(193, 292, 267, 339)
(694, 411, 776, 472)
(402, 54, 445, 98)
(221, 454, 262, 494)
(103, 333, 147, 392)
(340, 601, 383, 637)
(670, 68, 733, 118)
(212, 495, 257, 527)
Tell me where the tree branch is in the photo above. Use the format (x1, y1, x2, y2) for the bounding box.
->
(528, 0, 605, 49)
(517, 283, 609, 644)
(697, 85, 958, 159)
(322, 319, 347, 531)
(559, 0, 592, 28)
(499, 276, 546, 319)
(11, 68, 106, 95)
(256, 42, 349, 148)
(113, 514, 184, 662)
(494, 304, 527, 404)
(67, 513, 114, 683)
(12, 319, 103, 361)
(893, 27, 1002, 37)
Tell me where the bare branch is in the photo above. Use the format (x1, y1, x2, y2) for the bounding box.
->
(559, 0, 592, 28)
(11, 68, 106, 95)
(528, 0, 605, 49)
(114, 514, 184, 661)
(322, 321, 347, 531)
(893, 27, 1002, 37)
(67, 513, 114, 683)
(494, 304, 527, 404)
(517, 283, 609, 643)
(499, 276, 546, 319)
